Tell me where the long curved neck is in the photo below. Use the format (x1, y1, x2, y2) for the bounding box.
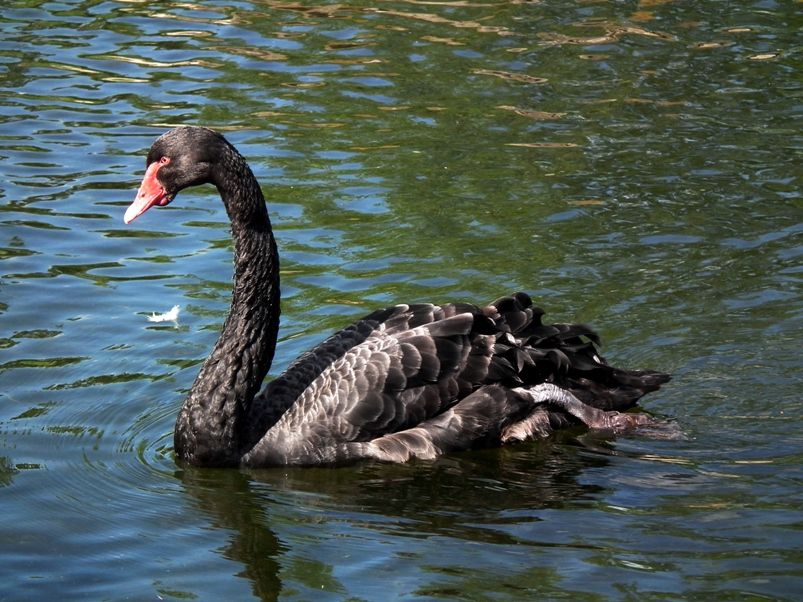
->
(174, 144, 281, 466)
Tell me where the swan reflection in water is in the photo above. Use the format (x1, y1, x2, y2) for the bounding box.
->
(177, 433, 621, 601)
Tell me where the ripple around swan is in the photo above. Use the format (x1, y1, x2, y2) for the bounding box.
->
(118, 402, 179, 484)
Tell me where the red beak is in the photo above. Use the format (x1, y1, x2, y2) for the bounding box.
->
(124, 161, 169, 224)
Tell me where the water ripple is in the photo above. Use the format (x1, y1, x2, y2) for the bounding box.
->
(1, 0, 801, 599)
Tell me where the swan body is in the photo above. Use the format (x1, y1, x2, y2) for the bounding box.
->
(125, 126, 669, 467)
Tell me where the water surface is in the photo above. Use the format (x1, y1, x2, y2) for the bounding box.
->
(1, 1, 801, 600)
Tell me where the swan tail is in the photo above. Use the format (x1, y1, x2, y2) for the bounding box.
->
(482, 292, 670, 413)
(563, 368, 671, 412)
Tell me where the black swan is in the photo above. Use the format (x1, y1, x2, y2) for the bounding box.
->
(124, 126, 670, 467)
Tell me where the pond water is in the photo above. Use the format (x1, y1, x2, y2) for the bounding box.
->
(1, 1, 801, 600)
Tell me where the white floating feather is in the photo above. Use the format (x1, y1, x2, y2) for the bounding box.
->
(147, 304, 180, 323)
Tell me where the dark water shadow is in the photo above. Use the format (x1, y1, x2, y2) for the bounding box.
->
(176, 468, 286, 601)
(176, 432, 616, 600)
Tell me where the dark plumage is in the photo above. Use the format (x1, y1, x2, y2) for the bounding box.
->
(124, 126, 670, 467)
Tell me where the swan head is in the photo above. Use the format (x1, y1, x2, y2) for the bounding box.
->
(124, 126, 229, 224)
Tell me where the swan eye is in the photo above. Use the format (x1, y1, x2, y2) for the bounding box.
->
(159, 156, 170, 165)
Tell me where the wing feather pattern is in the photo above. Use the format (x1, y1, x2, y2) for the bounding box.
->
(242, 292, 670, 466)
